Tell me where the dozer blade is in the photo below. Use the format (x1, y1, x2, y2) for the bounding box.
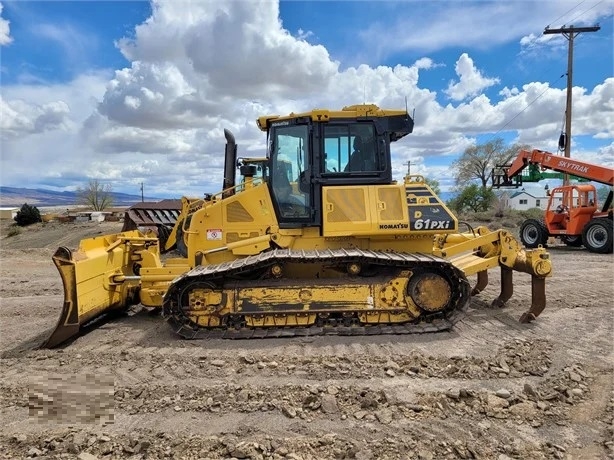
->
(43, 232, 146, 348)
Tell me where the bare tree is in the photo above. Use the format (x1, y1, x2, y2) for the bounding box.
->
(452, 138, 530, 189)
(77, 179, 114, 211)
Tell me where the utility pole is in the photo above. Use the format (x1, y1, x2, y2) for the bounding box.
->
(543, 24, 600, 185)
(140, 182, 144, 202)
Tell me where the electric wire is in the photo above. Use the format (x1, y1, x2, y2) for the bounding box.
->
(546, 0, 587, 28)
(486, 73, 566, 141)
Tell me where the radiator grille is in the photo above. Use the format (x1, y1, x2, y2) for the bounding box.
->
(326, 189, 367, 223)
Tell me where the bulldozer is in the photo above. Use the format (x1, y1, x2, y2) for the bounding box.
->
(44, 104, 553, 348)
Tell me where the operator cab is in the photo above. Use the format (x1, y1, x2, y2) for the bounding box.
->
(259, 105, 413, 228)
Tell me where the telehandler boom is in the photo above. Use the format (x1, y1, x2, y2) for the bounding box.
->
(44, 105, 552, 347)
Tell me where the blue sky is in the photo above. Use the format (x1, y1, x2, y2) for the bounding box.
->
(1, 0, 612, 198)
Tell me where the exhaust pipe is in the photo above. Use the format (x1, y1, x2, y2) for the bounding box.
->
(223, 129, 237, 196)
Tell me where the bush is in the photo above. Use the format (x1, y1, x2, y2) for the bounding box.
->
(14, 203, 42, 227)
(6, 225, 21, 237)
(518, 207, 545, 220)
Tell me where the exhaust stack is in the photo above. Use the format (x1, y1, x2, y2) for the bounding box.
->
(223, 129, 237, 196)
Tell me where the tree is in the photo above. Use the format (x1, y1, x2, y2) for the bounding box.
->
(77, 179, 114, 211)
(452, 138, 531, 188)
(597, 186, 612, 207)
(14, 203, 42, 226)
(425, 177, 441, 195)
(448, 184, 496, 213)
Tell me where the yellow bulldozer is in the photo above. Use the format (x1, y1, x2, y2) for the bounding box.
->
(44, 104, 552, 347)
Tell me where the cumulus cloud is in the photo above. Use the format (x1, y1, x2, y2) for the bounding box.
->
(1, 0, 612, 196)
(0, 2, 12, 45)
(445, 54, 500, 101)
(0, 96, 70, 138)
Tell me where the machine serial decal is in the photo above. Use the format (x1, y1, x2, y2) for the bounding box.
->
(413, 219, 453, 230)
(409, 207, 455, 231)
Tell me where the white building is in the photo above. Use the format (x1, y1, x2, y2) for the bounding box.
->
(495, 189, 561, 211)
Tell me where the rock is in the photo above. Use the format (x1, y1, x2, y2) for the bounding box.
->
(241, 355, 255, 364)
(354, 410, 367, 419)
(446, 388, 461, 400)
(98, 435, 111, 443)
(14, 434, 27, 443)
(417, 450, 434, 460)
(568, 371, 582, 383)
(571, 388, 583, 396)
(385, 369, 396, 377)
(360, 394, 379, 409)
(509, 401, 538, 418)
(523, 383, 538, 398)
(230, 441, 261, 459)
(78, 453, 99, 460)
(320, 394, 339, 414)
(281, 405, 297, 419)
(375, 409, 393, 424)
(303, 394, 321, 410)
(268, 361, 279, 368)
(495, 389, 512, 399)
(236, 389, 249, 402)
(27, 447, 43, 457)
(327, 386, 339, 395)
(486, 394, 509, 409)
(385, 360, 400, 371)
(210, 359, 226, 367)
(498, 358, 510, 374)
(174, 405, 182, 412)
(406, 404, 425, 412)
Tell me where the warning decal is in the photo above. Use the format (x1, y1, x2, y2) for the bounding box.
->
(206, 229, 223, 241)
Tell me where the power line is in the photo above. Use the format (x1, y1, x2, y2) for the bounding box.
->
(546, 0, 588, 28)
(566, 0, 606, 26)
(487, 73, 566, 141)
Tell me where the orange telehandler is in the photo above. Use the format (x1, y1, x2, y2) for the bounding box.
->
(493, 149, 613, 253)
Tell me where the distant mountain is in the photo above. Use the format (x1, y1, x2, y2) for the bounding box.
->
(0, 187, 165, 207)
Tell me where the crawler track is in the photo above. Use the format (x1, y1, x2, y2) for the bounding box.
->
(163, 248, 471, 339)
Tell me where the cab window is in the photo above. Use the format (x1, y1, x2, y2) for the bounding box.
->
(323, 124, 378, 173)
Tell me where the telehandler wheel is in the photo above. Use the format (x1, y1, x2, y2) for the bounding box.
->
(561, 235, 583, 247)
(582, 219, 613, 254)
(520, 219, 548, 248)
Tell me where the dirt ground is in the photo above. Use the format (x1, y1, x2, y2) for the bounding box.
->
(0, 220, 612, 460)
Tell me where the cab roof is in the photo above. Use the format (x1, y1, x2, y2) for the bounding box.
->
(256, 104, 409, 132)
